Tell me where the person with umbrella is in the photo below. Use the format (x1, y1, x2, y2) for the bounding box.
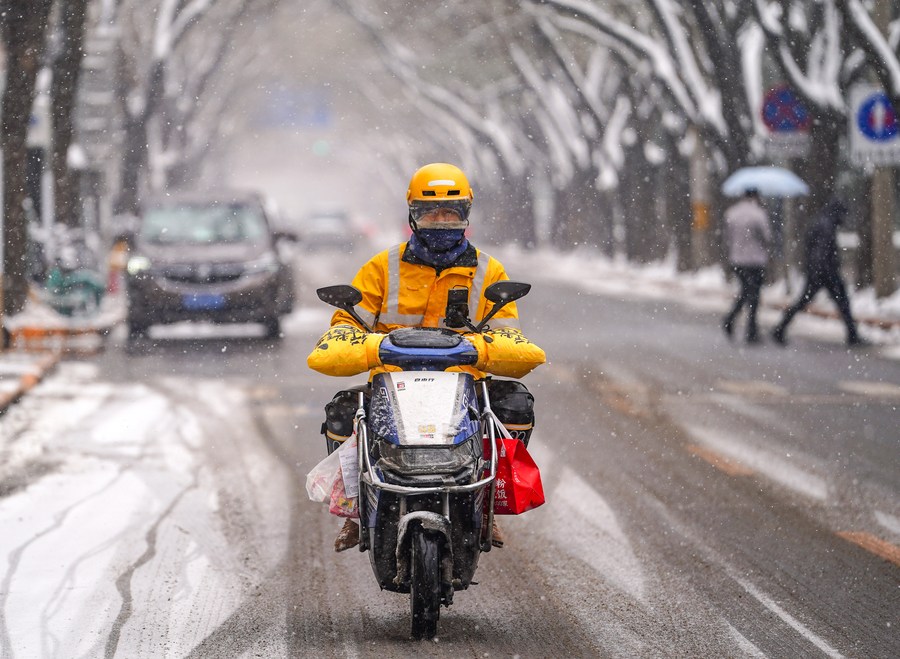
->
(722, 187, 772, 343)
(771, 199, 865, 347)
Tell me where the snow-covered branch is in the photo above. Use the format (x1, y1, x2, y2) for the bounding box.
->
(649, 0, 726, 137)
(532, 0, 719, 135)
(842, 0, 900, 103)
(752, 0, 845, 112)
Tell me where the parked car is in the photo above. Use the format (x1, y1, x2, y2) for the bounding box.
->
(123, 190, 296, 340)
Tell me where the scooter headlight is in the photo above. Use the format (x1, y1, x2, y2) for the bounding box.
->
(378, 439, 479, 475)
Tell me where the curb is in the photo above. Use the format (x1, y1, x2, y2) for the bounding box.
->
(7, 323, 114, 356)
(0, 350, 62, 414)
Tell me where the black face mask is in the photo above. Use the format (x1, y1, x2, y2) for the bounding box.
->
(407, 229, 469, 266)
(415, 229, 466, 252)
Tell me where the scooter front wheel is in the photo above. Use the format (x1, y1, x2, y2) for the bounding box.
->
(410, 529, 441, 639)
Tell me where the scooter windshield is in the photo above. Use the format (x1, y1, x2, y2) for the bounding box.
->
(369, 372, 479, 446)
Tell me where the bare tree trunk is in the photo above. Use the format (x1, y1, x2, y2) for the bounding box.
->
(857, 194, 874, 288)
(114, 56, 164, 215)
(648, 162, 668, 262)
(688, 130, 713, 269)
(871, 167, 897, 296)
(114, 113, 148, 215)
(666, 155, 693, 271)
(550, 181, 574, 250)
(1, 0, 54, 318)
(478, 171, 533, 248)
(596, 189, 615, 257)
(51, 0, 89, 228)
(622, 142, 657, 263)
(507, 174, 536, 249)
(579, 171, 613, 253)
(553, 168, 606, 250)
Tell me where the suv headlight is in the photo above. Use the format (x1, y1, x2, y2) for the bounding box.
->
(127, 255, 152, 275)
(244, 252, 280, 275)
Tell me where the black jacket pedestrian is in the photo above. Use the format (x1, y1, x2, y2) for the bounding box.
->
(773, 199, 860, 345)
(805, 200, 846, 280)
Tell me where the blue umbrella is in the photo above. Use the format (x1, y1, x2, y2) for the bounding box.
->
(721, 166, 810, 197)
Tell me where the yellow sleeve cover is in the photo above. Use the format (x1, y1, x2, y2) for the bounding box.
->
(466, 328, 546, 379)
(307, 325, 385, 377)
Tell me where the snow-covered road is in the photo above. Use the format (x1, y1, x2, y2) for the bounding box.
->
(0, 363, 291, 657)
(0, 249, 897, 657)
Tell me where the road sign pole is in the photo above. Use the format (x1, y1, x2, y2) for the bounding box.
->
(871, 168, 897, 297)
(872, 0, 898, 298)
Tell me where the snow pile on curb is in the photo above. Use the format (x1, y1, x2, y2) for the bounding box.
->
(3, 291, 126, 331)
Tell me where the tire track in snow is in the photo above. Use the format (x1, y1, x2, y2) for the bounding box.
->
(104, 478, 197, 659)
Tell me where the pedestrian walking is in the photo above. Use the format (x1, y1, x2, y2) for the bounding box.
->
(722, 188, 772, 344)
(772, 199, 865, 346)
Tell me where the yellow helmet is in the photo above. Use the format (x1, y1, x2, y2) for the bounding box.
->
(406, 163, 473, 227)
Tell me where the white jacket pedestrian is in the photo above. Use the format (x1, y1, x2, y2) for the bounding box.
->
(722, 189, 772, 344)
(724, 196, 771, 266)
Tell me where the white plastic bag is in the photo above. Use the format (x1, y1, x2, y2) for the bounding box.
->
(305, 435, 359, 506)
(305, 445, 343, 502)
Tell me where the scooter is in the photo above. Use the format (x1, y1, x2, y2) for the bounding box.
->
(316, 280, 531, 639)
(45, 263, 105, 317)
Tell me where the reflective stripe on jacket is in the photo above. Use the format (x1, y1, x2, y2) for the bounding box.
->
(333, 242, 520, 334)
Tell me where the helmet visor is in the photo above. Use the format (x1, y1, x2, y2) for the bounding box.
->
(409, 200, 470, 229)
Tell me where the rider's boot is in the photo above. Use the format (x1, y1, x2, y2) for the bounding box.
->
(334, 518, 360, 552)
(482, 509, 505, 548)
(492, 519, 505, 548)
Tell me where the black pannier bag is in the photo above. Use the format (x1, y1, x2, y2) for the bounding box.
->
(484, 379, 535, 446)
(322, 385, 370, 454)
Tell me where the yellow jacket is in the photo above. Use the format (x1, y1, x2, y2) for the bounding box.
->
(308, 242, 545, 379)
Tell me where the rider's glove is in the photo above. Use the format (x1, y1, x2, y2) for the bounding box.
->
(307, 325, 385, 376)
(464, 328, 546, 378)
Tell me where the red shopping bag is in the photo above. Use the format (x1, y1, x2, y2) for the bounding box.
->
(484, 437, 545, 515)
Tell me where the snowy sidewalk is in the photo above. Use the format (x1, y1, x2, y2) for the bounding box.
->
(0, 292, 124, 414)
(498, 246, 900, 343)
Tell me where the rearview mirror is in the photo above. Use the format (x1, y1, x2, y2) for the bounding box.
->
(475, 281, 531, 332)
(316, 285, 373, 332)
(317, 285, 363, 308)
(484, 281, 531, 304)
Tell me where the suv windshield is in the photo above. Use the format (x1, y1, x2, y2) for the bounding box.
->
(141, 203, 268, 245)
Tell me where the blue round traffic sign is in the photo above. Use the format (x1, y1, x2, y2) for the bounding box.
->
(856, 92, 898, 141)
(762, 86, 810, 133)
